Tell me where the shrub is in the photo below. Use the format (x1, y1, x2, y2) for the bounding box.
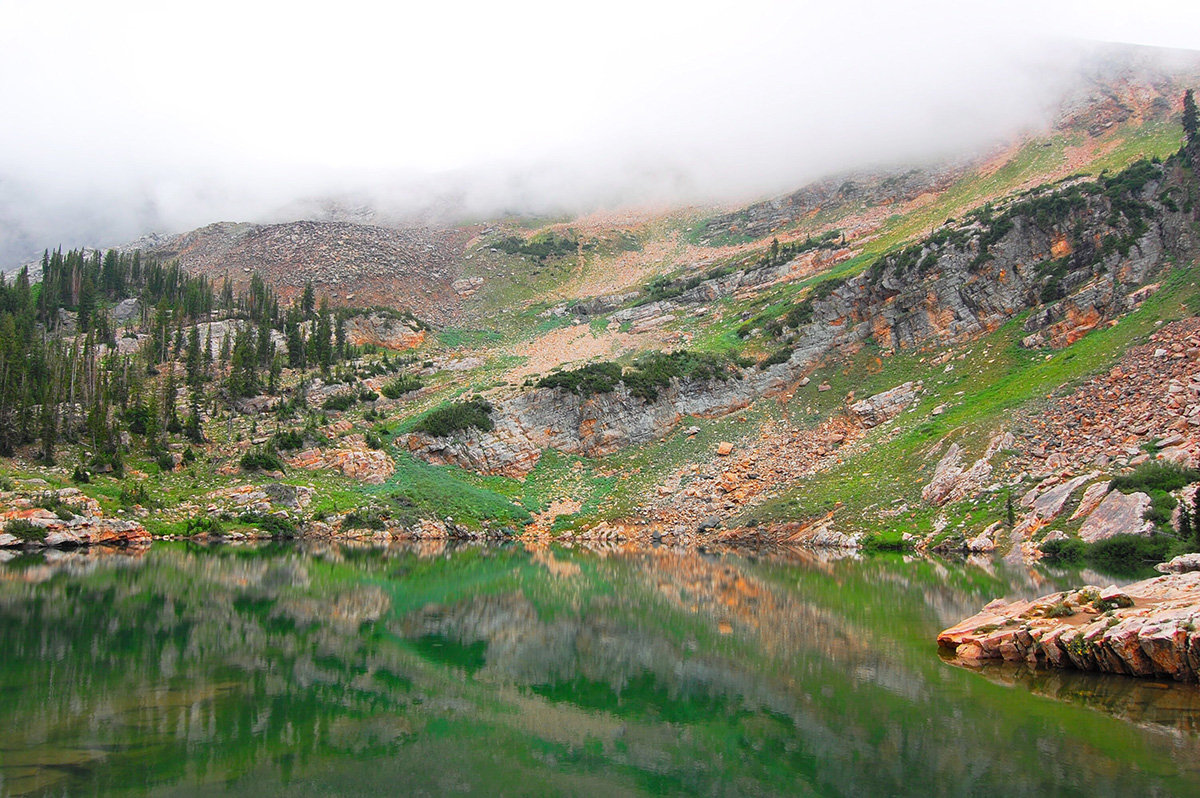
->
(343, 507, 388, 530)
(537, 362, 623, 396)
(380, 374, 425, 399)
(119, 483, 153, 508)
(861, 531, 911, 553)
(359, 389, 379, 402)
(758, 346, 794, 370)
(413, 399, 494, 437)
(71, 466, 90, 484)
(185, 516, 222, 536)
(4, 518, 45, 541)
(1086, 534, 1170, 576)
(322, 393, 357, 412)
(1111, 461, 1200, 495)
(1046, 600, 1075, 618)
(238, 512, 297, 537)
(1041, 537, 1085, 563)
(623, 351, 736, 401)
(271, 430, 305, 451)
(240, 449, 286, 473)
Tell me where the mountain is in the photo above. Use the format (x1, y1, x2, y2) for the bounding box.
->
(6, 45, 1200, 566)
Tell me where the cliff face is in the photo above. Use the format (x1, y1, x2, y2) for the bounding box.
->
(803, 159, 1196, 354)
(402, 364, 803, 477)
(406, 159, 1198, 477)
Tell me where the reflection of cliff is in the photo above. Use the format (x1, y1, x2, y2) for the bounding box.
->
(2, 544, 1198, 798)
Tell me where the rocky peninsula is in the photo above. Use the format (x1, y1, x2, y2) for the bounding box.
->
(939, 565, 1200, 681)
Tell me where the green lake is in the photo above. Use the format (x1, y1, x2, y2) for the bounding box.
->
(2, 541, 1199, 797)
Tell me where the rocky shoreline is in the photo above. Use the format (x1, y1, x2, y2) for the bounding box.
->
(939, 567, 1200, 682)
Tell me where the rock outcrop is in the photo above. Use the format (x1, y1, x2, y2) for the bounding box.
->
(0, 498, 149, 549)
(287, 437, 396, 484)
(402, 364, 808, 477)
(1078, 490, 1155, 541)
(342, 312, 427, 350)
(849, 381, 920, 428)
(418, 161, 1196, 478)
(922, 432, 1014, 506)
(939, 573, 1200, 682)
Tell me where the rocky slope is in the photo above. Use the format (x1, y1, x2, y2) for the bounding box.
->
(132, 220, 468, 324)
(404, 157, 1199, 480)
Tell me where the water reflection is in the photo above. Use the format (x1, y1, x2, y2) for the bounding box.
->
(1, 542, 1198, 797)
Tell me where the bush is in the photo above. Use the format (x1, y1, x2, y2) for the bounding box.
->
(4, 518, 45, 541)
(1086, 534, 1170, 576)
(1111, 461, 1200, 495)
(240, 449, 286, 473)
(1046, 600, 1075, 618)
(1040, 537, 1086, 563)
(623, 351, 737, 402)
(536, 362, 623, 397)
(861, 531, 912, 553)
(343, 508, 388, 530)
(71, 466, 90, 484)
(119, 483, 153, 508)
(359, 389, 379, 402)
(185, 516, 222, 536)
(238, 512, 297, 537)
(271, 430, 305, 451)
(413, 399, 494, 437)
(381, 374, 425, 399)
(322, 393, 357, 412)
(758, 346, 794, 370)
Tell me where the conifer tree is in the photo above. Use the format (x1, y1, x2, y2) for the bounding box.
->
(1185, 89, 1199, 145)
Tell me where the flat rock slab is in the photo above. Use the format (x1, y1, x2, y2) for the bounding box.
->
(1078, 490, 1154, 542)
(939, 572, 1200, 681)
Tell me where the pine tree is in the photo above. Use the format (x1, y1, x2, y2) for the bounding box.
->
(77, 276, 96, 334)
(314, 300, 333, 373)
(1185, 89, 1199, 145)
(301, 282, 316, 318)
(186, 325, 202, 388)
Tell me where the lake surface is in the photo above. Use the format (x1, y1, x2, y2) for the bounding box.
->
(2, 541, 1199, 797)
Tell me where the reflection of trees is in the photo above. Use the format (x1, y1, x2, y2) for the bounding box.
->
(0, 543, 1198, 798)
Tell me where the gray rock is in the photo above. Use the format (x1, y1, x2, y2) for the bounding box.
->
(1078, 490, 1155, 542)
(1157, 553, 1200, 573)
(849, 382, 919, 428)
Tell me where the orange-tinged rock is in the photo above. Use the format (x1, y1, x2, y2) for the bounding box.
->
(1050, 233, 1073, 259)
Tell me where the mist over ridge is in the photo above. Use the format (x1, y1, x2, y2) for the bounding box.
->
(3, 0, 1200, 269)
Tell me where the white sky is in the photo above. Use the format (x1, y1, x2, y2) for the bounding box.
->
(2, 0, 1200, 261)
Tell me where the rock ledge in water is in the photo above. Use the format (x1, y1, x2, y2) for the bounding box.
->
(938, 572, 1200, 682)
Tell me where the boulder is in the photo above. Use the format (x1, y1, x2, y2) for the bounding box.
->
(849, 382, 919, 428)
(1157, 553, 1200, 574)
(1069, 481, 1110, 521)
(1078, 490, 1155, 542)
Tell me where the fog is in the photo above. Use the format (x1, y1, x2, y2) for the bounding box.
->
(3, 0, 1200, 267)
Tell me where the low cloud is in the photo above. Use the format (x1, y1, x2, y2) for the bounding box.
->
(1, 1, 1199, 266)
